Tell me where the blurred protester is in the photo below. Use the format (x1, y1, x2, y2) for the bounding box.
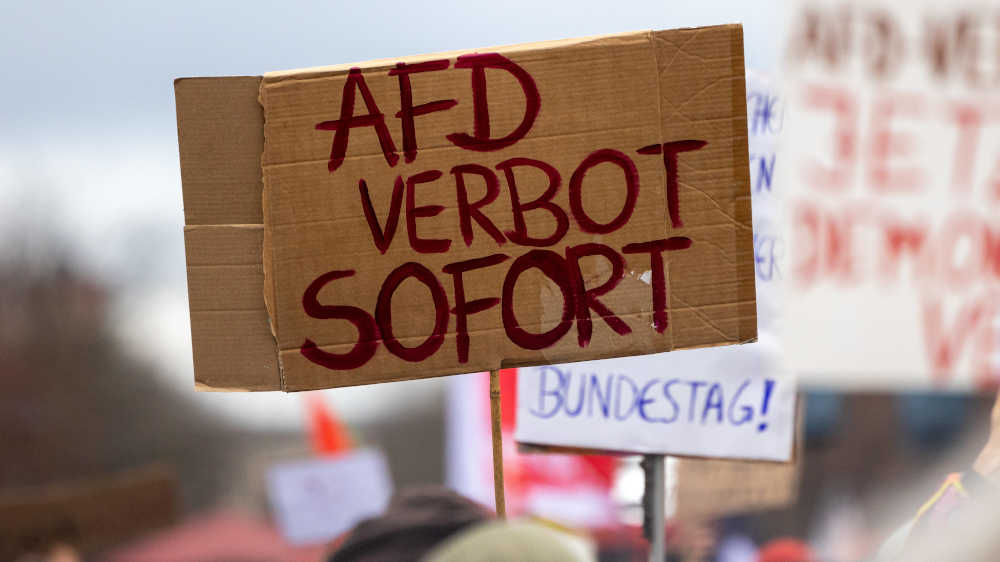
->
(424, 520, 595, 562)
(875, 391, 1000, 561)
(327, 486, 490, 562)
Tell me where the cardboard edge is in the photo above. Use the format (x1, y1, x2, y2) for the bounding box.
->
(516, 441, 794, 464)
(260, 25, 742, 84)
(194, 381, 275, 392)
(257, 82, 283, 391)
(261, 29, 654, 83)
(726, 23, 758, 345)
(175, 76, 281, 391)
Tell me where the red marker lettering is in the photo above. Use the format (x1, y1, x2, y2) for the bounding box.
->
(443, 253, 510, 362)
(316, 67, 399, 173)
(622, 237, 693, 333)
(452, 163, 506, 247)
(566, 243, 630, 347)
(300, 270, 379, 370)
(569, 149, 640, 234)
(498, 157, 568, 247)
(637, 140, 707, 228)
(447, 53, 541, 152)
(406, 170, 452, 254)
(375, 262, 449, 362)
(359, 176, 404, 254)
(389, 60, 458, 163)
(501, 250, 575, 349)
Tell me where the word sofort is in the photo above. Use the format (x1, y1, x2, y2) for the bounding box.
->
(297, 54, 706, 371)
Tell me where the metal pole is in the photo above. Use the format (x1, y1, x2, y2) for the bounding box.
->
(642, 454, 666, 562)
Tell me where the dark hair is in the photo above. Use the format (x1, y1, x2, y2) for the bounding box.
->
(328, 486, 491, 562)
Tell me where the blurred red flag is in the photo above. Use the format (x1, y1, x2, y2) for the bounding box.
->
(305, 394, 353, 455)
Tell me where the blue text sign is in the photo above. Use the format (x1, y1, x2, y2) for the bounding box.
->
(515, 345, 795, 461)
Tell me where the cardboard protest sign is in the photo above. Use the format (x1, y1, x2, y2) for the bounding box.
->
(266, 449, 392, 545)
(779, 0, 1000, 388)
(672, 452, 799, 519)
(515, 344, 794, 461)
(0, 466, 177, 560)
(175, 25, 756, 391)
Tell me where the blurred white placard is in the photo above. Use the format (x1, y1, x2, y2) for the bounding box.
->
(266, 448, 392, 545)
(747, 71, 785, 337)
(515, 346, 795, 461)
(780, 0, 1000, 389)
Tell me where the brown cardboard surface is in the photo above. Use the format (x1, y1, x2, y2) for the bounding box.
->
(0, 465, 177, 559)
(674, 456, 798, 518)
(175, 76, 281, 390)
(674, 402, 803, 518)
(176, 25, 754, 391)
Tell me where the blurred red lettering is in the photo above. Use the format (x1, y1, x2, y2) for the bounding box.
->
(869, 94, 925, 192)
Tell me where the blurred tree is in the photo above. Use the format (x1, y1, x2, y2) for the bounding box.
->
(0, 250, 294, 511)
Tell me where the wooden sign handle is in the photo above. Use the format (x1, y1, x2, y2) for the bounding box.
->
(489, 369, 507, 519)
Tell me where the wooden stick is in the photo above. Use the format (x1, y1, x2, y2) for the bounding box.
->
(489, 368, 507, 519)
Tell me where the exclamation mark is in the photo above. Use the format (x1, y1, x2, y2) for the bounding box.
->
(757, 379, 775, 432)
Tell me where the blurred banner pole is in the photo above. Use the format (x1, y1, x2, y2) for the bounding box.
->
(642, 455, 666, 562)
(489, 369, 507, 518)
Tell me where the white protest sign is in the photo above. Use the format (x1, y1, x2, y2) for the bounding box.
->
(266, 448, 392, 545)
(747, 71, 786, 337)
(779, 0, 1000, 389)
(514, 343, 795, 461)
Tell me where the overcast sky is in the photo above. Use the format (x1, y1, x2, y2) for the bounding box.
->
(0, 0, 784, 429)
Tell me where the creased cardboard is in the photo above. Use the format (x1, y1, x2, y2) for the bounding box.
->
(175, 76, 280, 390)
(175, 25, 755, 391)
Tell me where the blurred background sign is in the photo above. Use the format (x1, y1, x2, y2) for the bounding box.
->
(266, 448, 393, 545)
(780, 0, 1000, 389)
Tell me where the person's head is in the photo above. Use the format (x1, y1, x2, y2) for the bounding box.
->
(327, 486, 491, 562)
(423, 520, 596, 562)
